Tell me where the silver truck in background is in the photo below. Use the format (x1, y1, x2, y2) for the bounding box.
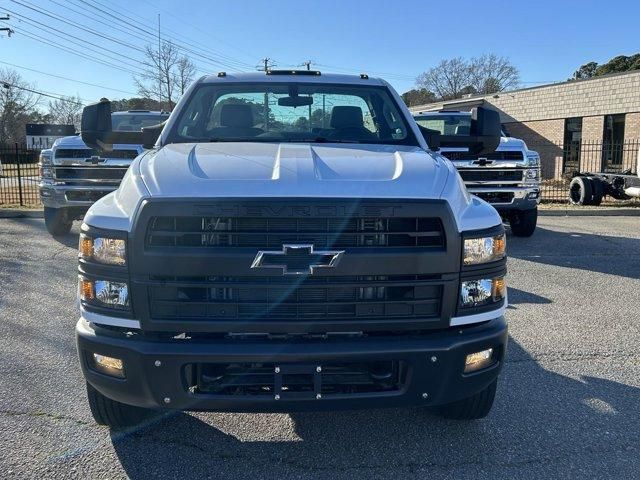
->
(39, 110, 168, 235)
(413, 110, 541, 237)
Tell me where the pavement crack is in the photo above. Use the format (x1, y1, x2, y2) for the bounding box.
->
(0, 409, 90, 425)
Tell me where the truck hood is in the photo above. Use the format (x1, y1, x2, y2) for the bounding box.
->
(439, 136, 527, 153)
(138, 142, 450, 199)
(53, 135, 143, 151)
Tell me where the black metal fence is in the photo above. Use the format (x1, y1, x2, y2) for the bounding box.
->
(534, 139, 640, 203)
(0, 144, 42, 207)
(0, 141, 638, 207)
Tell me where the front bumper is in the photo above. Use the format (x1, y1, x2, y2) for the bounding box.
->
(76, 316, 508, 412)
(468, 186, 540, 211)
(39, 183, 116, 209)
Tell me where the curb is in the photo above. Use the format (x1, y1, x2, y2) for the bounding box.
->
(539, 208, 640, 217)
(0, 209, 44, 218)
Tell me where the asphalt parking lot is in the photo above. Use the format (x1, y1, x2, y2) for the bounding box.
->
(0, 215, 638, 479)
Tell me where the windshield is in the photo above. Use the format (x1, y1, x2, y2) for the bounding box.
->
(414, 114, 471, 136)
(167, 82, 416, 145)
(111, 113, 167, 132)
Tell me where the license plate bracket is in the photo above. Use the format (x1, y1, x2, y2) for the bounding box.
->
(274, 364, 322, 400)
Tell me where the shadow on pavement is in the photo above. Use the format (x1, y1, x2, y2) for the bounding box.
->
(507, 226, 640, 279)
(109, 338, 639, 479)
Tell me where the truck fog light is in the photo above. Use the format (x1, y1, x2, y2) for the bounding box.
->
(91, 353, 125, 378)
(464, 348, 495, 373)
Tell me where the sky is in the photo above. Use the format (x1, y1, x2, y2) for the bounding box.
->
(1, 0, 639, 108)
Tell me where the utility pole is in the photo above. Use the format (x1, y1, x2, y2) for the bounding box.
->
(157, 14, 162, 111)
(256, 58, 275, 129)
(1, 15, 14, 37)
(301, 60, 313, 125)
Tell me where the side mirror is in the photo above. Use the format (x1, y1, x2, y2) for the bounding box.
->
(81, 99, 161, 151)
(419, 106, 501, 155)
(80, 99, 113, 150)
(141, 122, 166, 149)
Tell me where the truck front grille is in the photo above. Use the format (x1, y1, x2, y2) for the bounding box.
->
(146, 275, 442, 322)
(443, 151, 524, 161)
(474, 192, 515, 203)
(146, 216, 445, 249)
(54, 166, 129, 182)
(458, 169, 523, 182)
(54, 149, 138, 160)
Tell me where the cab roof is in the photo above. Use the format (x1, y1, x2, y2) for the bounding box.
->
(199, 71, 387, 86)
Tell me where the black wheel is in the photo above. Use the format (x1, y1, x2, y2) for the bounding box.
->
(437, 379, 497, 420)
(44, 207, 73, 236)
(569, 176, 593, 205)
(590, 177, 604, 206)
(86, 382, 155, 429)
(509, 208, 537, 237)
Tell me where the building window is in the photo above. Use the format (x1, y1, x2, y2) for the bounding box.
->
(602, 114, 625, 171)
(563, 117, 582, 173)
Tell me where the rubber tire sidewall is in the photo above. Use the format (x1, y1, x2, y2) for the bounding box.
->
(437, 379, 498, 420)
(509, 208, 537, 237)
(44, 207, 73, 236)
(569, 177, 593, 205)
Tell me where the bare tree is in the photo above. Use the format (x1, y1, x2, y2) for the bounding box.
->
(176, 56, 196, 96)
(416, 55, 519, 101)
(48, 95, 82, 128)
(416, 57, 471, 101)
(0, 68, 42, 144)
(468, 54, 519, 94)
(134, 41, 196, 110)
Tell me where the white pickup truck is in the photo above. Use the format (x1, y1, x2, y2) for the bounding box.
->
(39, 110, 168, 235)
(413, 111, 541, 236)
(75, 71, 509, 429)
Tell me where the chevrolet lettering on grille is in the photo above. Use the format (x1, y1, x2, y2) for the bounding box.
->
(251, 244, 344, 275)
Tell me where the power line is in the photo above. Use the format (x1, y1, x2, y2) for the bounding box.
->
(0, 81, 85, 104)
(75, 0, 255, 71)
(0, 60, 138, 95)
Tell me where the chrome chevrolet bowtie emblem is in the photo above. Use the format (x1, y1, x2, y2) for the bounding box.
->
(251, 244, 344, 275)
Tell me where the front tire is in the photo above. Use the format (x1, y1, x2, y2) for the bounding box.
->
(86, 382, 155, 429)
(437, 379, 497, 420)
(569, 176, 594, 205)
(44, 207, 73, 236)
(509, 208, 537, 237)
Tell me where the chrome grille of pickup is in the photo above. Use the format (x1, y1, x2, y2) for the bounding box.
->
(54, 166, 129, 182)
(146, 275, 442, 322)
(146, 216, 445, 249)
(54, 148, 138, 160)
(443, 151, 524, 161)
(458, 169, 523, 182)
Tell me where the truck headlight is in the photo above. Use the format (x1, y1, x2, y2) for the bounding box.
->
(79, 234, 127, 266)
(463, 234, 506, 265)
(80, 278, 130, 310)
(460, 277, 506, 308)
(525, 152, 540, 166)
(524, 169, 539, 180)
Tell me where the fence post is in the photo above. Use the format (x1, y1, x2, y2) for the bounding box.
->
(15, 143, 24, 206)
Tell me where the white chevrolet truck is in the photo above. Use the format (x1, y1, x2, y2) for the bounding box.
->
(413, 111, 541, 236)
(39, 110, 169, 235)
(76, 71, 509, 429)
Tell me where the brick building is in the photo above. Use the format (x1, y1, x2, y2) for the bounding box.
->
(409, 70, 640, 179)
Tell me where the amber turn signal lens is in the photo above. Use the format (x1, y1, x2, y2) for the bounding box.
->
(80, 279, 94, 300)
(492, 277, 506, 300)
(79, 235, 93, 259)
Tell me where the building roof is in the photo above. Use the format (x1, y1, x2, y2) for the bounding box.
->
(408, 69, 640, 114)
(25, 124, 76, 136)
